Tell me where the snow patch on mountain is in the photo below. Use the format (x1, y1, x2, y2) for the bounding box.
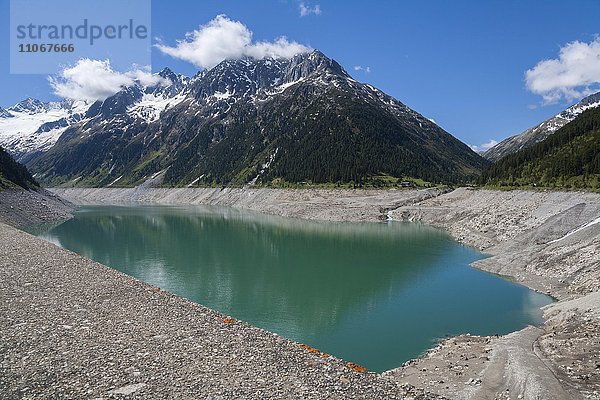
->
(0, 108, 13, 118)
(128, 93, 186, 122)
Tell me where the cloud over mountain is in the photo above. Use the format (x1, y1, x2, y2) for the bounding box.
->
(526, 37, 600, 104)
(155, 15, 311, 69)
(49, 59, 169, 101)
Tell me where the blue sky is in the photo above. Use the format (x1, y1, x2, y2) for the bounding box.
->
(1, 0, 599, 149)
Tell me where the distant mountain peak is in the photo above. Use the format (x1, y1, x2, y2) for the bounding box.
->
(579, 91, 600, 105)
(159, 66, 174, 75)
(0, 97, 90, 162)
(285, 50, 350, 80)
(157, 67, 180, 83)
(8, 97, 46, 114)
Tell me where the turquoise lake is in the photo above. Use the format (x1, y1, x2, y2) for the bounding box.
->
(33, 205, 553, 372)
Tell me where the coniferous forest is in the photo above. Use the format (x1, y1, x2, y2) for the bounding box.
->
(0, 145, 37, 190)
(479, 107, 600, 190)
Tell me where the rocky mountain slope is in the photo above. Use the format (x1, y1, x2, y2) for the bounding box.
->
(484, 91, 600, 161)
(20, 51, 487, 187)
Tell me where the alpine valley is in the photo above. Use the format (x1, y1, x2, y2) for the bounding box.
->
(0, 51, 488, 187)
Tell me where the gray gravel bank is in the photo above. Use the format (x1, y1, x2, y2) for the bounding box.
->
(0, 188, 73, 228)
(388, 188, 600, 399)
(51, 187, 447, 222)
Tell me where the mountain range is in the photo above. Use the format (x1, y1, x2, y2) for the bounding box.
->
(0, 98, 88, 164)
(484, 92, 600, 161)
(0, 51, 488, 187)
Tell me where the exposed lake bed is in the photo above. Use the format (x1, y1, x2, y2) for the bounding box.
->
(1, 187, 598, 399)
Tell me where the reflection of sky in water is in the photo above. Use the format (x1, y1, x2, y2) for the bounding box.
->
(35, 205, 553, 372)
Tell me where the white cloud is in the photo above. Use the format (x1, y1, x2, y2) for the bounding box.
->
(469, 139, 498, 153)
(354, 65, 371, 73)
(49, 59, 169, 102)
(130, 68, 170, 88)
(299, 2, 321, 17)
(155, 15, 311, 69)
(526, 37, 600, 104)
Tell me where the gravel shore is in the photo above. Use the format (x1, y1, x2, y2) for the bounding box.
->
(0, 188, 73, 228)
(50, 187, 448, 222)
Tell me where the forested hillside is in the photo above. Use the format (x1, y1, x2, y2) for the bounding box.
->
(479, 107, 600, 190)
(0, 146, 38, 190)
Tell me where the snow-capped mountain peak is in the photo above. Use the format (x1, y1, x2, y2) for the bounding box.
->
(0, 107, 13, 118)
(0, 97, 91, 161)
(7, 97, 47, 114)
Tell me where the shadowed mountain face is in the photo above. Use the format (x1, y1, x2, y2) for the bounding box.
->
(484, 92, 600, 162)
(0, 145, 37, 190)
(26, 51, 487, 187)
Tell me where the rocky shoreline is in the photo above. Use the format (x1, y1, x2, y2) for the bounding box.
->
(50, 186, 448, 222)
(388, 188, 600, 399)
(2, 186, 599, 399)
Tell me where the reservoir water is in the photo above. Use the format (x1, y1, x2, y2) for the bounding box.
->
(33, 205, 553, 372)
